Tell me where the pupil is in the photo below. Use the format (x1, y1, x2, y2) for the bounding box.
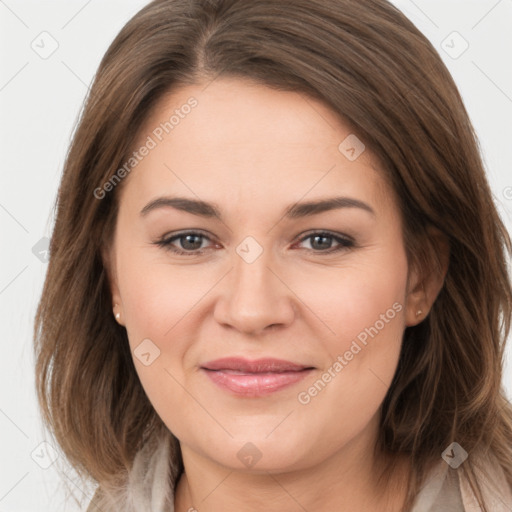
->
(312, 235, 331, 250)
(182, 234, 202, 250)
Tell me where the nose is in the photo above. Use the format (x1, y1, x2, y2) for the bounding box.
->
(213, 247, 296, 336)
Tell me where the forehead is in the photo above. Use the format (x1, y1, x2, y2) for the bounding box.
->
(122, 77, 394, 215)
(137, 77, 367, 160)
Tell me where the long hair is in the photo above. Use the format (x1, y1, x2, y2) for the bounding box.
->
(34, 0, 512, 510)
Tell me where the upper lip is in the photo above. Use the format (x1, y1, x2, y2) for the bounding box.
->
(201, 357, 313, 373)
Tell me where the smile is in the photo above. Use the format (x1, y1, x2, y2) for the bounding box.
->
(200, 357, 315, 397)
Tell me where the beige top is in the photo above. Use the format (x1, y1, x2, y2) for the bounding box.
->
(87, 455, 512, 512)
(410, 456, 512, 512)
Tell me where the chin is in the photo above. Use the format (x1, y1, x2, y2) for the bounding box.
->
(206, 432, 318, 473)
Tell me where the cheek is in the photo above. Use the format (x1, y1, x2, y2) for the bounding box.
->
(117, 251, 203, 347)
(295, 253, 408, 354)
(115, 253, 203, 424)
(294, 245, 408, 411)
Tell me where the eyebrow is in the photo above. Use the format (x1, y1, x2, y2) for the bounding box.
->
(140, 195, 376, 220)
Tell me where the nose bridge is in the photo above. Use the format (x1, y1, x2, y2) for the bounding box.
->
(235, 246, 270, 289)
(214, 235, 295, 333)
(231, 236, 278, 304)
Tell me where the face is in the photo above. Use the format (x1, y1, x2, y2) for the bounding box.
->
(107, 77, 421, 473)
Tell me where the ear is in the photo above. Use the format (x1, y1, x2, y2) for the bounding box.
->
(404, 226, 449, 327)
(101, 242, 124, 326)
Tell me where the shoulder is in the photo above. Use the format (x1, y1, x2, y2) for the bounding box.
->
(411, 458, 464, 511)
(411, 455, 512, 512)
(84, 434, 178, 512)
(458, 451, 512, 511)
(411, 451, 512, 512)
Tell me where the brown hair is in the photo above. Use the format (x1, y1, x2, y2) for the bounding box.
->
(34, 0, 512, 509)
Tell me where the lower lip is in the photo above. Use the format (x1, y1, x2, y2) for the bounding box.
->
(202, 368, 313, 397)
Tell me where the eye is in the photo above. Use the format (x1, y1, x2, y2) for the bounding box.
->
(154, 231, 355, 256)
(154, 230, 215, 255)
(153, 230, 355, 256)
(293, 231, 354, 253)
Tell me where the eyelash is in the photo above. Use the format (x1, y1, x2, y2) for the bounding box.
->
(153, 230, 355, 256)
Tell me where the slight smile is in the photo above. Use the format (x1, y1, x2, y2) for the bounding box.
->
(201, 357, 315, 397)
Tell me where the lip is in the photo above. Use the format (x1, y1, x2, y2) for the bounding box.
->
(201, 357, 314, 397)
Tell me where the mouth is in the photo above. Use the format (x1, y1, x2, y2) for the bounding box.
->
(200, 357, 315, 397)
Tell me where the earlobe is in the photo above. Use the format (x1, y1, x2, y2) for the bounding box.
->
(404, 227, 450, 327)
(101, 243, 124, 325)
(112, 303, 124, 325)
(111, 286, 124, 326)
(404, 270, 426, 327)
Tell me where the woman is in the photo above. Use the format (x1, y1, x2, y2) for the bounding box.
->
(34, 0, 512, 510)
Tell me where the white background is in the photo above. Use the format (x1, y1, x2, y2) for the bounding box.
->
(0, 0, 511, 510)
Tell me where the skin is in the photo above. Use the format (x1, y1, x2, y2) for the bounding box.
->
(106, 77, 447, 511)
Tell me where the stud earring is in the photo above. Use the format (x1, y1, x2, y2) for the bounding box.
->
(416, 309, 423, 317)
(113, 304, 121, 322)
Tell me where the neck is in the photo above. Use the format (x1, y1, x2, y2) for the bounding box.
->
(174, 414, 409, 512)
